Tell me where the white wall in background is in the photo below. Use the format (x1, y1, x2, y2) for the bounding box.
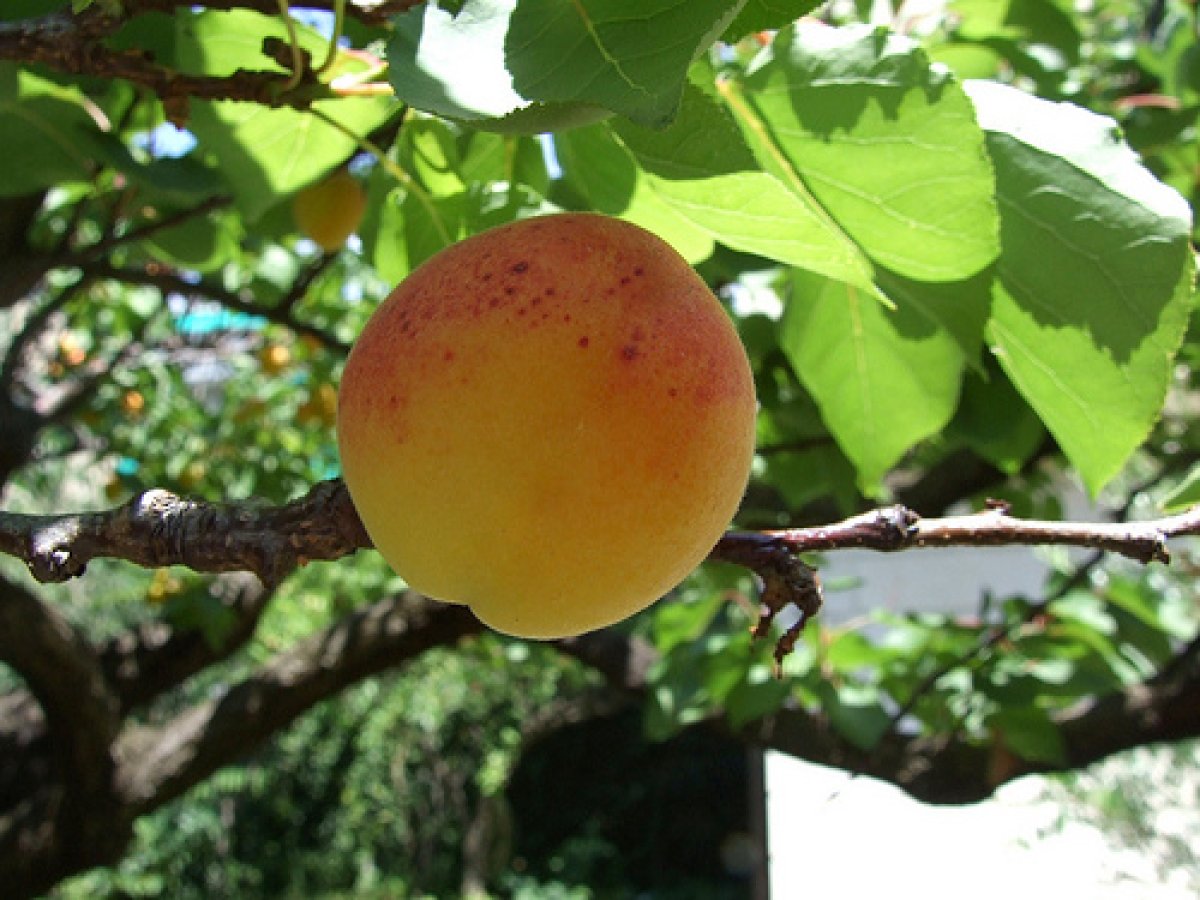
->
(765, 489, 1195, 900)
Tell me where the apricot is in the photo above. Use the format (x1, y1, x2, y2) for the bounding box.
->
(293, 168, 366, 252)
(258, 343, 291, 375)
(336, 213, 756, 639)
(121, 389, 145, 418)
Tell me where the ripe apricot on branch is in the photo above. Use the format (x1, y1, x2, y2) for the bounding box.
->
(292, 168, 366, 252)
(337, 213, 757, 639)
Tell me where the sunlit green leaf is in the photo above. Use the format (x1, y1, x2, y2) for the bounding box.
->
(969, 80, 1195, 495)
(614, 80, 879, 292)
(740, 23, 1000, 282)
(722, 0, 823, 41)
(177, 10, 393, 220)
(554, 123, 715, 262)
(781, 269, 967, 491)
(387, 0, 745, 129)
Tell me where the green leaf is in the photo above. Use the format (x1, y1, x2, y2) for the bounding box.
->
(1161, 462, 1200, 513)
(400, 116, 468, 196)
(0, 64, 107, 194)
(144, 210, 241, 273)
(364, 185, 468, 285)
(722, 0, 823, 41)
(93, 134, 226, 205)
(177, 10, 393, 220)
(1103, 576, 1194, 641)
(553, 123, 715, 262)
(651, 593, 725, 656)
(1, 1, 68, 20)
(968, 80, 1195, 495)
(363, 173, 552, 285)
(387, 0, 746, 129)
(760, 444, 859, 512)
(952, 0, 1082, 67)
(164, 587, 240, 650)
(175, 8, 323, 78)
(825, 629, 888, 672)
(725, 665, 791, 729)
(816, 681, 891, 750)
(946, 360, 1046, 474)
(989, 706, 1067, 765)
(459, 132, 550, 198)
(613, 80, 879, 292)
(875, 266, 991, 366)
(740, 24, 1000, 282)
(780, 269, 967, 491)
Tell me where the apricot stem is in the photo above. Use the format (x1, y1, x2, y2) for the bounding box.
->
(274, 0, 306, 93)
(315, 0, 347, 75)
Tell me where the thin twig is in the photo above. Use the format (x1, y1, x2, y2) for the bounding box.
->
(752, 503, 1193, 565)
(715, 502, 1196, 661)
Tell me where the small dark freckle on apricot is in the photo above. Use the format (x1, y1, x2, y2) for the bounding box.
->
(511, 261, 529, 274)
(531, 297, 541, 307)
(517, 307, 527, 316)
(620, 345, 639, 361)
(578, 336, 590, 349)
(504, 286, 516, 296)
(563, 314, 572, 323)
(634, 266, 645, 276)
(668, 388, 678, 398)
(482, 273, 492, 281)
(620, 276, 631, 286)
(544, 287, 556, 296)
(443, 350, 455, 362)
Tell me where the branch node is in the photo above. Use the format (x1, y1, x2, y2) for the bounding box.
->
(712, 533, 823, 670)
(877, 503, 919, 547)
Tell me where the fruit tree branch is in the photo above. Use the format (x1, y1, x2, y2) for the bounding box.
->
(4, 483, 1199, 623)
(0, 574, 126, 879)
(709, 501, 1198, 661)
(99, 573, 273, 714)
(113, 591, 481, 812)
(0, 480, 369, 588)
(0, 586, 478, 899)
(0, 574, 119, 788)
(0, 3, 422, 108)
(0, 9, 298, 106)
(756, 502, 1190, 563)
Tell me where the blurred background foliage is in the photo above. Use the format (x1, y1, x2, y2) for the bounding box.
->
(1, 0, 1199, 896)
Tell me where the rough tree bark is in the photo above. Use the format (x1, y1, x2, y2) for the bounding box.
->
(0, 571, 485, 898)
